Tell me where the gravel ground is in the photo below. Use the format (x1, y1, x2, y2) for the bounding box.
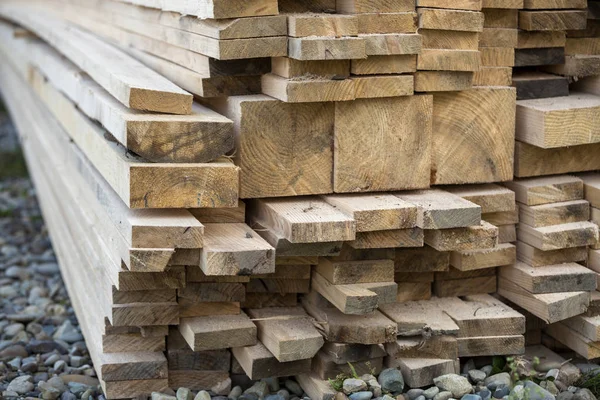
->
(0, 110, 103, 399)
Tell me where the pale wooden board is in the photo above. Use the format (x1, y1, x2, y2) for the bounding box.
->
(504, 175, 584, 205)
(250, 197, 356, 243)
(446, 183, 516, 213)
(357, 12, 418, 34)
(500, 262, 597, 294)
(578, 173, 600, 208)
(417, 49, 481, 72)
(336, 0, 415, 13)
(519, 10, 587, 31)
(414, 71, 474, 92)
(457, 335, 525, 357)
(424, 221, 499, 252)
(316, 258, 395, 284)
(179, 312, 257, 351)
(517, 31, 566, 49)
(483, 9, 518, 28)
(418, 8, 484, 32)
(361, 33, 422, 56)
(0, 3, 192, 114)
(351, 55, 417, 75)
(349, 228, 424, 249)
(545, 322, 600, 359)
(433, 275, 497, 297)
(334, 96, 432, 193)
(211, 95, 334, 199)
(517, 221, 599, 251)
(497, 277, 590, 323)
(394, 358, 458, 388)
(519, 200, 590, 227)
(515, 142, 600, 178)
(272, 57, 350, 78)
(516, 93, 600, 148)
(395, 246, 450, 273)
(420, 29, 480, 50)
(473, 67, 513, 87)
(396, 189, 482, 229)
(247, 307, 324, 362)
(450, 243, 516, 270)
(385, 336, 458, 360)
(516, 241, 588, 267)
(378, 299, 460, 336)
(289, 37, 366, 60)
(232, 342, 311, 380)
(200, 223, 275, 276)
(417, 0, 482, 10)
(287, 14, 358, 38)
(431, 87, 516, 185)
(118, 0, 279, 19)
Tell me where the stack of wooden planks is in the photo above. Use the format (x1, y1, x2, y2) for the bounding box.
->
(2, 0, 600, 399)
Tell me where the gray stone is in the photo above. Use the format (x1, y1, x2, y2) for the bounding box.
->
(378, 368, 405, 393)
(44, 354, 60, 366)
(286, 380, 304, 397)
(383, 396, 395, 400)
(493, 387, 509, 399)
(374, 388, 383, 398)
(540, 381, 559, 396)
(434, 392, 453, 400)
(434, 375, 473, 398)
(461, 396, 482, 400)
(4, 323, 24, 337)
(415, 396, 426, 400)
(177, 388, 194, 400)
(557, 393, 574, 400)
(7, 376, 34, 394)
(469, 371, 487, 384)
(368, 379, 381, 390)
(152, 394, 177, 400)
(407, 389, 425, 400)
(60, 392, 77, 400)
(212, 378, 232, 396)
(362, 375, 377, 382)
(568, 387, 578, 394)
(5, 266, 30, 280)
(264, 377, 280, 392)
(463, 360, 476, 375)
(245, 381, 270, 398)
(240, 395, 259, 400)
(0, 344, 28, 358)
(574, 389, 597, 400)
(509, 382, 555, 400)
(47, 377, 67, 392)
(194, 391, 211, 400)
(266, 395, 286, 400)
(53, 321, 82, 343)
(478, 390, 491, 400)
(335, 393, 349, 400)
(481, 366, 493, 378)
(350, 392, 374, 400)
(38, 381, 62, 400)
(21, 361, 37, 373)
(484, 374, 511, 391)
(424, 387, 440, 399)
(229, 386, 243, 400)
(278, 390, 290, 400)
(343, 379, 368, 395)
(545, 369, 560, 380)
(7, 357, 21, 369)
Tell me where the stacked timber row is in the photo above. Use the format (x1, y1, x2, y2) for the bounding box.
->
(1, 0, 600, 399)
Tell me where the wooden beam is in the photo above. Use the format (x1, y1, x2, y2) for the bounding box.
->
(424, 221, 499, 252)
(179, 313, 257, 351)
(450, 243, 516, 270)
(517, 221, 598, 251)
(519, 200, 590, 227)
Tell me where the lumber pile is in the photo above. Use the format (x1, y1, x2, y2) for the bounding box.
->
(2, 0, 600, 398)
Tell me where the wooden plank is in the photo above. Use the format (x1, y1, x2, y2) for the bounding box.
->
(519, 10, 587, 31)
(334, 96, 432, 193)
(395, 246, 450, 273)
(336, 0, 415, 13)
(211, 95, 334, 199)
(232, 343, 311, 380)
(316, 259, 394, 284)
(578, 173, 600, 208)
(272, 58, 350, 79)
(351, 55, 417, 75)
(431, 87, 516, 184)
(302, 294, 397, 344)
(418, 9, 484, 32)
(250, 197, 356, 244)
(517, 241, 588, 267)
(482, 206, 519, 225)
(450, 243, 516, 270)
(514, 142, 600, 178)
(352, 75, 415, 99)
(483, 8, 518, 28)
(0, 29, 233, 164)
(296, 374, 336, 400)
(395, 358, 458, 388)
(397, 189, 482, 229)
(482, 0, 524, 7)
(543, 55, 600, 78)
(0, 5, 192, 114)
(457, 335, 525, 357)
(517, 221, 598, 251)
(414, 71, 474, 92)
(504, 175, 584, 205)
(357, 12, 418, 34)
(566, 38, 600, 56)
(516, 93, 600, 149)
(397, 282, 432, 302)
(289, 37, 366, 60)
(517, 31, 566, 49)
(311, 272, 379, 315)
(361, 33, 422, 56)
(385, 336, 458, 360)
(178, 312, 257, 351)
(514, 48, 565, 67)
(512, 71, 569, 101)
(480, 47, 514, 67)
(446, 184, 516, 213)
(379, 299, 460, 336)
(433, 275, 497, 297)
(22, 65, 239, 209)
(119, 0, 279, 19)
(349, 228, 424, 249)
(424, 221, 499, 252)
(565, 314, 600, 341)
(545, 322, 600, 359)
(523, 0, 587, 9)
(199, 223, 275, 276)
(418, 0, 482, 10)
(499, 262, 597, 294)
(479, 28, 518, 47)
(417, 49, 481, 71)
(247, 307, 323, 362)
(321, 194, 417, 232)
(242, 293, 298, 309)
(420, 30, 480, 50)
(261, 73, 356, 103)
(287, 14, 357, 37)
(473, 66, 513, 86)
(497, 277, 590, 323)
(519, 200, 590, 227)
(572, 76, 600, 98)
